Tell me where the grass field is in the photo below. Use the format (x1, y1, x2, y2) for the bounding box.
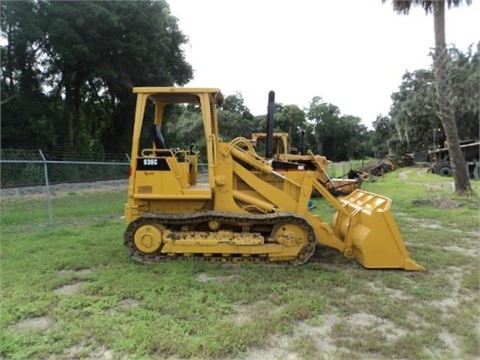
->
(1, 167, 479, 360)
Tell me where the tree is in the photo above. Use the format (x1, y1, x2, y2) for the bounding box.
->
(372, 115, 397, 157)
(390, 69, 438, 150)
(383, 0, 473, 195)
(1, 0, 193, 154)
(274, 104, 306, 147)
(222, 92, 254, 121)
(0, 1, 59, 150)
(305, 96, 368, 161)
(165, 105, 204, 151)
(341, 115, 368, 159)
(388, 49, 479, 153)
(218, 93, 255, 140)
(305, 97, 341, 160)
(449, 45, 480, 139)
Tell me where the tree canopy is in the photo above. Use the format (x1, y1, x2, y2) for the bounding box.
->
(1, 0, 192, 154)
(386, 45, 479, 152)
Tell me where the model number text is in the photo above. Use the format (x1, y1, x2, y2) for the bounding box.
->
(143, 159, 158, 166)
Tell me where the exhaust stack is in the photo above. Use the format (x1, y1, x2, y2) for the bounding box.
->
(266, 91, 275, 159)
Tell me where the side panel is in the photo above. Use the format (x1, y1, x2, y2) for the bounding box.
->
(134, 157, 184, 196)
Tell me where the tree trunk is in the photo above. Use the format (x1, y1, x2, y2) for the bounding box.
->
(432, 0, 472, 195)
(63, 74, 75, 152)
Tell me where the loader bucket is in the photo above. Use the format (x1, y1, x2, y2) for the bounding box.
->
(332, 190, 425, 271)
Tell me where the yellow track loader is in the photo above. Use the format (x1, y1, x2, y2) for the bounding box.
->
(124, 87, 424, 270)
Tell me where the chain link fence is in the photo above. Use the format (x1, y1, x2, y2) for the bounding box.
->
(1, 149, 130, 188)
(0, 150, 212, 229)
(1, 149, 131, 227)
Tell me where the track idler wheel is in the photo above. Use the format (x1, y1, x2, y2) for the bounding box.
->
(272, 223, 307, 245)
(271, 222, 315, 265)
(133, 223, 164, 254)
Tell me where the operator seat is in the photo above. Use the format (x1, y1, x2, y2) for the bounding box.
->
(151, 124, 167, 149)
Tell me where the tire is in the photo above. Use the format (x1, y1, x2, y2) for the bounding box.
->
(434, 161, 452, 177)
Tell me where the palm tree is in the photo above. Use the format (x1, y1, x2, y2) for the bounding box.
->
(383, 0, 473, 195)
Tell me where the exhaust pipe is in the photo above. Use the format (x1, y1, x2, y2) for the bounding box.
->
(300, 129, 306, 155)
(266, 91, 275, 159)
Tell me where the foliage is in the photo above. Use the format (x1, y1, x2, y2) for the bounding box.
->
(449, 45, 480, 138)
(371, 115, 396, 157)
(375, 44, 479, 154)
(1, 0, 192, 154)
(385, 0, 472, 15)
(161, 95, 258, 162)
(390, 69, 438, 151)
(159, 93, 374, 162)
(218, 94, 255, 141)
(305, 97, 370, 161)
(272, 103, 307, 147)
(222, 92, 254, 121)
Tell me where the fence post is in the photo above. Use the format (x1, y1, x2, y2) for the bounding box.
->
(39, 149, 53, 226)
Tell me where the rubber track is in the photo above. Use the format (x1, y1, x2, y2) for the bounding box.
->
(124, 211, 316, 265)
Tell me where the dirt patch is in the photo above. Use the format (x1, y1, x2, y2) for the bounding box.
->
(115, 298, 140, 310)
(431, 267, 462, 311)
(231, 304, 253, 325)
(444, 245, 478, 257)
(412, 198, 467, 209)
(57, 268, 94, 277)
(398, 170, 410, 179)
(297, 315, 340, 352)
(236, 341, 300, 360)
(438, 331, 461, 359)
(54, 282, 84, 296)
(84, 346, 114, 360)
(47, 344, 114, 360)
(236, 314, 340, 359)
(346, 313, 407, 341)
(235, 310, 411, 359)
(415, 219, 444, 229)
(366, 281, 410, 301)
(231, 301, 283, 325)
(11, 316, 53, 332)
(196, 272, 237, 283)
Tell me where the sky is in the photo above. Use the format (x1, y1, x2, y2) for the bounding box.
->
(167, 0, 479, 128)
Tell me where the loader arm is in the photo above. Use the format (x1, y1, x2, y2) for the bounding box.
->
(307, 150, 335, 187)
(226, 140, 424, 270)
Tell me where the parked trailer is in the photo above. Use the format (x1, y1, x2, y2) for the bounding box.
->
(428, 141, 480, 180)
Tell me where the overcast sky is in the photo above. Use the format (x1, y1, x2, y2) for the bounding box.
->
(168, 0, 479, 128)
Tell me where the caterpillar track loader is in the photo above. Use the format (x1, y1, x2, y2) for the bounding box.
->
(248, 132, 361, 196)
(124, 87, 424, 270)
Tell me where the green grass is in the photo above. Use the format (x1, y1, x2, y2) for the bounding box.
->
(1, 190, 126, 232)
(1, 168, 479, 359)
